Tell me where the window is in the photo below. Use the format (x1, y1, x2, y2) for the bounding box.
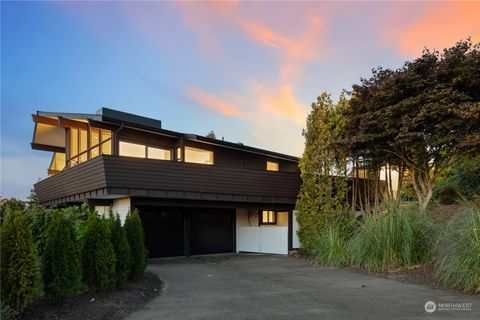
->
(260, 210, 277, 225)
(68, 127, 112, 168)
(267, 161, 279, 171)
(184, 146, 213, 165)
(148, 147, 172, 160)
(119, 141, 146, 158)
(48, 152, 66, 175)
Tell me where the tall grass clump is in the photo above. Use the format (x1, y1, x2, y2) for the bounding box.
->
(312, 215, 355, 267)
(435, 204, 480, 293)
(349, 205, 435, 272)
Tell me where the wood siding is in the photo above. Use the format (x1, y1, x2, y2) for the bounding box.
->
(35, 155, 301, 205)
(35, 156, 107, 204)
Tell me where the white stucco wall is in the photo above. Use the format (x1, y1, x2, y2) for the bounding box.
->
(111, 197, 131, 224)
(236, 208, 289, 254)
(95, 197, 131, 224)
(94, 205, 110, 216)
(292, 210, 301, 249)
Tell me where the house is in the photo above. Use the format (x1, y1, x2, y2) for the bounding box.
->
(31, 108, 302, 257)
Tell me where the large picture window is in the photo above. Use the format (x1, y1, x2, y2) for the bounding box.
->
(148, 146, 172, 160)
(119, 141, 172, 161)
(119, 141, 146, 158)
(184, 146, 214, 165)
(69, 127, 112, 167)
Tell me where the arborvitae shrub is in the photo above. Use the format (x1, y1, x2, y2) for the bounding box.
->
(42, 211, 82, 304)
(81, 212, 116, 290)
(109, 212, 131, 285)
(25, 205, 55, 257)
(124, 209, 147, 280)
(0, 208, 37, 313)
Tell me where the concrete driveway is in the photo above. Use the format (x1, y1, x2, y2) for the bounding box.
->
(128, 254, 480, 320)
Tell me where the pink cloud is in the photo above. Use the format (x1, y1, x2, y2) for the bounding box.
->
(186, 86, 242, 117)
(392, 2, 480, 56)
(255, 83, 307, 125)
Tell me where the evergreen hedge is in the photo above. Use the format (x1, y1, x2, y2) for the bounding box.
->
(81, 212, 116, 290)
(42, 211, 82, 304)
(124, 209, 147, 280)
(109, 212, 131, 285)
(0, 208, 37, 313)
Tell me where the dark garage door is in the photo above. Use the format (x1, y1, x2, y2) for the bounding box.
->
(190, 209, 235, 255)
(139, 206, 234, 258)
(140, 208, 185, 258)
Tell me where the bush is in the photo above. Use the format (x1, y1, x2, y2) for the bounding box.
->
(312, 215, 355, 267)
(42, 211, 82, 303)
(124, 209, 147, 280)
(0, 208, 37, 313)
(25, 205, 56, 257)
(0, 302, 18, 320)
(109, 212, 131, 285)
(0, 198, 25, 222)
(434, 155, 480, 204)
(349, 205, 435, 272)
(81, 212, 116, 290)
(435, 205, 480, 293)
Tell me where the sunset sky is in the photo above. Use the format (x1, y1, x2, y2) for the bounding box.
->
(1, 1, 479, 199)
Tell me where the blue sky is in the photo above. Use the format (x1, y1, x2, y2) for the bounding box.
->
(1, 1, 479, 199)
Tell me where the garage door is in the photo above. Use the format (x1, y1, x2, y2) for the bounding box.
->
(139, 206, 234, 257)
(140, 208, 184, 258)
(190, 209, 235, 255)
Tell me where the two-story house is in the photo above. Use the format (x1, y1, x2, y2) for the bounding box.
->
(31, 108, 301, 257)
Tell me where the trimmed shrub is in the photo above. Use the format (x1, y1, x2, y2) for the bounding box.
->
(0, 208, 37, 313)
(349, 205, 435, 272)
(109, 212, 131, 285)
(124, 209, 147, 280)
(42, 211, 82, 304)
(81, 212, 116, 290)
(25, 205, 56, 257)
(435, 205, 480, 293)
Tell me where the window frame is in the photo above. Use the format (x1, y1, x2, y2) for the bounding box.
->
(67, 127, 112, 168)
(118, 140, 173, 161)
(184, 146, 214, 165)
(259, 209, 277, 225)
(266, 160, 279, 172)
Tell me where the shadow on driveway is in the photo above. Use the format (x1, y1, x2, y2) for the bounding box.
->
(129, 254, 480, 320)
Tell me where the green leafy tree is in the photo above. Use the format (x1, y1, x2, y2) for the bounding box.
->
(0, 208, 37, 313)
(296, 93, 350, 253)
(206, 130, 216, 139)
(343, 39, 480, 210)
(42, 211, 82, 304)
(81, 212, 116, 290)
(109, 212, 131, 285)
(124, 209, 147, 279)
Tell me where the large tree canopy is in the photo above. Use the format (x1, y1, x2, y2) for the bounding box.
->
(342, 39, 480, 209)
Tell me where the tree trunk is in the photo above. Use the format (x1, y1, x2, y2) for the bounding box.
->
(410, 167, 434, 211)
